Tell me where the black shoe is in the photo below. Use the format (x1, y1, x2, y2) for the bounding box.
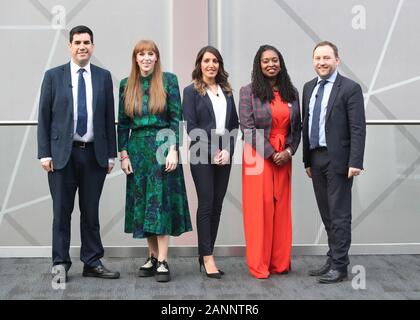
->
(82, 265, 120, 279)
(155, 260, 171, 282)
(138, 255, 158, 277)
(317, 269, 347, 284)
(52, 264, 68, 284)
(199, 256, 221, 279)
(308, 262, 331, 276)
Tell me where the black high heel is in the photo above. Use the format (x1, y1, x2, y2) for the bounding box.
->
(198, 256, 221, 279)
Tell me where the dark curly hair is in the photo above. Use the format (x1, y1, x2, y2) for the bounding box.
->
(251, 45, 296, 103)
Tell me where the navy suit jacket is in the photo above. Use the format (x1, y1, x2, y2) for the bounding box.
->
(182, 83, 239, 158)
(37, 62, 117, 170)
(302, 73, 366, 173)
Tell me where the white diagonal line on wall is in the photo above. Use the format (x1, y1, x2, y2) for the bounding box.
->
(367, 75, 420, 97)
(1, 170, 123, 217)
(315, 223, 325, 245)
(0, 29, 61, 226)
(364, 0, 404, 109)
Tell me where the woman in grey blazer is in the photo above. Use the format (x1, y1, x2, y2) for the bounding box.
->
(239, 45, 301, 279)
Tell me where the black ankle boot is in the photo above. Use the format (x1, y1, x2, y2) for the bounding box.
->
(138, 255, 158, 277)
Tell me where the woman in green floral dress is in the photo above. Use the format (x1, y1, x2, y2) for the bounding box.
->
(118, 40, 192, 282)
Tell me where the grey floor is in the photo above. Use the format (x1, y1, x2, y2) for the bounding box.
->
(1, 255, 420, 300)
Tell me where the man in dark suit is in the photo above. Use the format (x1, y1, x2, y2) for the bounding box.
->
(37, 25, 119, 282)
(302, 41, 366, 284)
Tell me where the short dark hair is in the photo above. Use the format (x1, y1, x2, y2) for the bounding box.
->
(69, 25, 94, 43)
(313, 41, 339, 58)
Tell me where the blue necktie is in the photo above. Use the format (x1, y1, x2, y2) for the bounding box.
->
(76, 68, 87, 137)
(310, 79, 327, 149)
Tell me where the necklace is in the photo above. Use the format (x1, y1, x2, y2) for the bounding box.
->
(208, 84, 219, 96)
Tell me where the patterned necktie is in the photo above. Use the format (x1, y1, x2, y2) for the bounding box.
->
(310, 79, 328, 149)
(76, 68, 87, 137)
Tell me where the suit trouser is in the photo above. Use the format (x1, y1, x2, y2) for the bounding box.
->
(190, 162, 231, 256)
(48, 144, 107, 270)
(310, 148, 353, 272)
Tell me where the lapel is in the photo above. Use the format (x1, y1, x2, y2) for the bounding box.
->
(62, 62, 74, 118)
(203, 93, 216, 124)
(288, 100, 295, 122)
(91, 64, 99, 114)
(305, 78, 318, 117)
(325, 73, 342, 122)
(223, 91, 232, 128)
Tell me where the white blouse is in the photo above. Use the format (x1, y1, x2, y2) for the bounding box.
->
(207, 85, 227, 135)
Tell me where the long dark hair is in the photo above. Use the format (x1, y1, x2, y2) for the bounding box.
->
(251, 45, 296, 103)
(191, 46, 232, 96)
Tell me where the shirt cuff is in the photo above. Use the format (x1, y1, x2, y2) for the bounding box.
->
(108, 158, 115, 165)
(40, 157, 52, 163)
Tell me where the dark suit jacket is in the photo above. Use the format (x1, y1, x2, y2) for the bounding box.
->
(37, 62, 117, 170)
(302, 73, 366, 173)
(182, 83, 239, 158)
(239, 83, 301, 159)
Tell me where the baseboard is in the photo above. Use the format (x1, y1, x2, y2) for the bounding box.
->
(1, 243, 420, 258)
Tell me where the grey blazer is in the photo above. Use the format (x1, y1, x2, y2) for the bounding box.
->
(239, 83, 301, 159)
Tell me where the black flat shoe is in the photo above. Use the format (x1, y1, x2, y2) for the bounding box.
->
(138, 255, 158, 277)
(82, 265, 120, 279)
(199, 256, 221, 279)
(155, 260, 171, 282)
(308, 262, 331, 276)
(317, 269, 347, 284)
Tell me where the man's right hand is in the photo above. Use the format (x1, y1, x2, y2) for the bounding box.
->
(42, 160, 54, 172)
(305, 167, 312, 178)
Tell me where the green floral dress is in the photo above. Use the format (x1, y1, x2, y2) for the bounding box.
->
(118, 72, 192, 238)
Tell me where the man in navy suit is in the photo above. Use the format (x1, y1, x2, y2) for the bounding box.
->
(302, 41, 366, 284)
(37, 25, 119, 282)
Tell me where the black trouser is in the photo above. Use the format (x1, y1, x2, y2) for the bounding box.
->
(310, 148, 353, 272)
(190, 162, 232, 256)
(48, 143, 107, 270)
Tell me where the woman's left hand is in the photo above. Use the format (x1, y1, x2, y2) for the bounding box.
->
(165, 149, 178, 172)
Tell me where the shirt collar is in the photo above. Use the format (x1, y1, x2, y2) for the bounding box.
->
(70, 60, 91, 75)
(317, 70, 338, 85)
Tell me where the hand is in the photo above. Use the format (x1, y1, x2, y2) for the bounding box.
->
(165, 149, 178, 172)
(272, 150, 291, 166)
(41, 160, 54, 172)
(121, 158, 133, 175)
(214, 149, 230, 165)
(305, 167, 312, 178)
(107, 163, 114, 174)
(348, 167, 362, 179)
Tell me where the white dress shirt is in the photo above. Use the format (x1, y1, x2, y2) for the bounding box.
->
(207, 85, 227, 135)
(308, 70, 338, 147)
